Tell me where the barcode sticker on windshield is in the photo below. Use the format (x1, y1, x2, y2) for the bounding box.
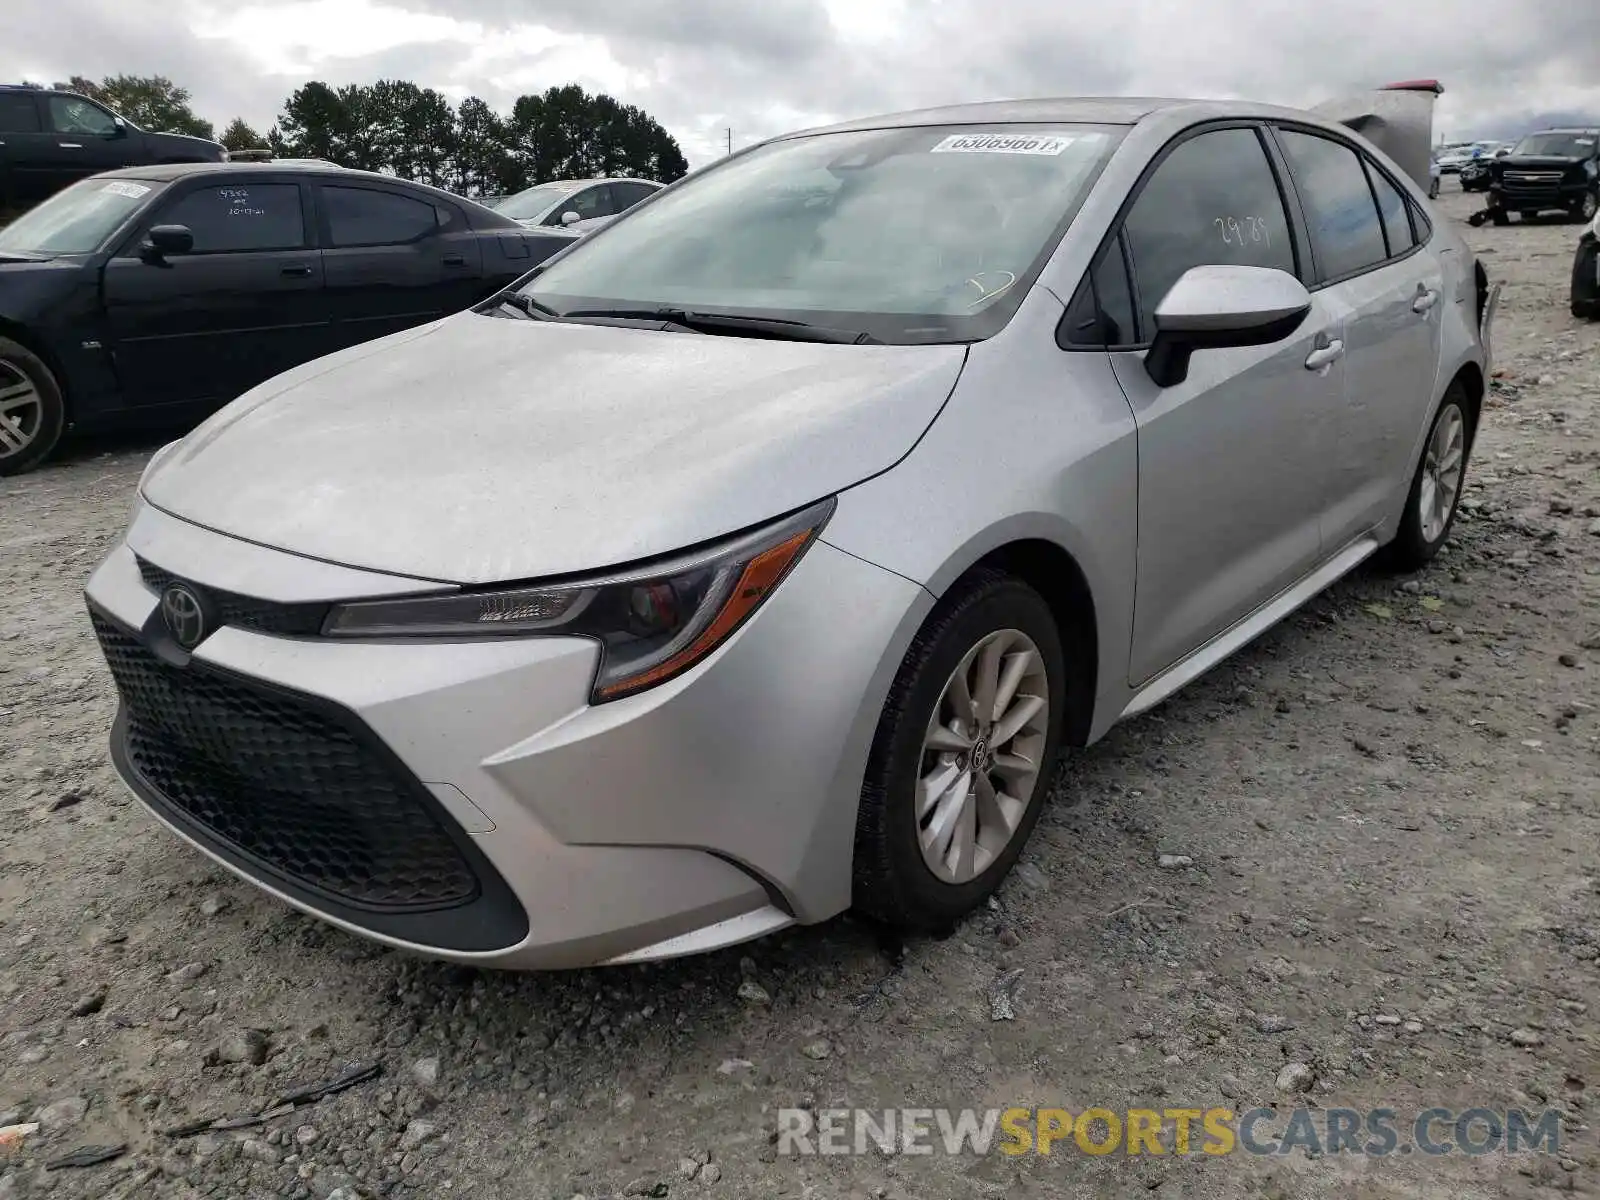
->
(931, 133, 1077, 156)
(100, 181, 151, 199)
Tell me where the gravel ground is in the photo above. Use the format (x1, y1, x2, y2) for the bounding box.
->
(1, 183, 1598, 1200)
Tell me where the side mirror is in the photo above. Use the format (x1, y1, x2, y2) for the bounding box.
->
(109, 117, 127, 139)
(1145, 265, 1311, 388)
(559, 210, 581, 227)
(141, 224, 194, 263)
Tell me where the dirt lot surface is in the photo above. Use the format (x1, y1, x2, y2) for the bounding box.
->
(1, 184, 1598, 1200)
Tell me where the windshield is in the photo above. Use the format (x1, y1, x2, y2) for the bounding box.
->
(520, 123, 1124, 343)
(495, 184, 580, 221)
(1512, 133, 1597, 158)
(0, 177, 162, 255)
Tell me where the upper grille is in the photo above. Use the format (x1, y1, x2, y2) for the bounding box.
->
(92, 611, 480, 911)
(136, 557, 328, 637)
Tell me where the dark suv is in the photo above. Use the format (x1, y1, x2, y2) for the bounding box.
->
(0, 84, 226, 213)
(1486, 127, 1600, 224)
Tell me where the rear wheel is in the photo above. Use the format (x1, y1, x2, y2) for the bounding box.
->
(0, 336, 66, 477)
(1490, 208, 1510, 226)
(1573, 238, 1600, 319)
(1575, 190, 1599, 224)
(1380, 383, 1473, 572)
(853, 572, 1066, 930)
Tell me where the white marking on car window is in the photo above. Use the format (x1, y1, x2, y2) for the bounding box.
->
(930, 133, 1079, 156)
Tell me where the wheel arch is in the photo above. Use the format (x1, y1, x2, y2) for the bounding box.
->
(0, 319, 70, 414)
(1449, 360, 1484, 451)
(932, 537, 1102, 750)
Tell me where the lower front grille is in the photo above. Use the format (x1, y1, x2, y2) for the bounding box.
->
(89, 607, 529, 950)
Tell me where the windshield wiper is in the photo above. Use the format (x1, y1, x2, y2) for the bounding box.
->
(559, 306, 881, 344)
(490, 292, 560, 320)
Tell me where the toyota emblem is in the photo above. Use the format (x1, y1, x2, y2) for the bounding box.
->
(160, 583, 208, 649)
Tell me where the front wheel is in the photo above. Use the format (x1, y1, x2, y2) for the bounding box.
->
(1490, 208, 1510, 226)
(852, 572, 1066, 930)
(1380, 385, 1473, 572)
(0, 336, 66, 477)
(1429, 177, 1441, 199)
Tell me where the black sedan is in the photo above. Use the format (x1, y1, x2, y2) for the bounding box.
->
(0, 162, 572, 474)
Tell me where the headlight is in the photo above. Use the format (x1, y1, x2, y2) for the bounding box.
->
(323, 498, 836, 702)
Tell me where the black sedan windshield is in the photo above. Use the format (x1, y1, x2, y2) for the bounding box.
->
(521, 124, 1124, 343)
(1512, 133, 1597, 159)
(0, 177, 164, 256)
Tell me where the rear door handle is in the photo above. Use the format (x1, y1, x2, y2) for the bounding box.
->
(1304, 338, 1345, 370)
(281, 265, 313, 278)
(442, 254, 466, 267)
(1412, 285, 1440, 313)
(58, 142, 82, 149)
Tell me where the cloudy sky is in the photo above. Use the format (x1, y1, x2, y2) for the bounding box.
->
(3, 0, 1598, 165)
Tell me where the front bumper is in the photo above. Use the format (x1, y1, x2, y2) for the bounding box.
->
(85, 501, 930, 968)
(1489, 179, 1589, 211)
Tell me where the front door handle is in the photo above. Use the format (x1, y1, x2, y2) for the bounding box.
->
(1304, 338, 1345, 370)
(58, 142, 83, 149)
(281, 265, 313, 278)
(442, 253, 466, 267)
(1412, 284, 1440, 313)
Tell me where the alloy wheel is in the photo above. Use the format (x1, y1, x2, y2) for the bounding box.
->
(0, 358, 42, 460)
(916, 628, 1050, 885)
(1417, 403, 1466, 544)
(1582, 191, 1599, 222)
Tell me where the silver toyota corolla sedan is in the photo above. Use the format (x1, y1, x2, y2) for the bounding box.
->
(85, 93, 1499, 969)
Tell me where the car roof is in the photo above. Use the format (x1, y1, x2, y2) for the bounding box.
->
(515, 177, 661, 190)
(780, 96, 1334, 140)
(96, 161, 522, 219)
(1527, 127, 1600, 134)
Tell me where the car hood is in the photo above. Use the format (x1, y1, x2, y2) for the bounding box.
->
(1494, 155, 1586, 170)
(141, 312, 967, 585)
(145, 130, 225, 158)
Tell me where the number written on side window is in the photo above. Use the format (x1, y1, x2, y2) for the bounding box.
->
(1121, 127, 1296, 336)
(1215, 216, 1273, 247)
(155, 184, 305, 253)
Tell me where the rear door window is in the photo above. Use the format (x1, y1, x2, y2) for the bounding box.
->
(157, 183, 306, 253)
(1365, 161, 1415, 257)
(612, 181, 659, 210)
(1276, 129, 1388, 281)
(0, 93, 41, 133)
(322, 185, 439, 247)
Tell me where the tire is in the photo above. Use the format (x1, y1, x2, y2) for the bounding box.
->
(1574, 239, 1600, 319)
(853, 570, 1066, 930)
(1491, 208, 1510, 226)
(1380, 383, 1474, 572)
(1429, 178, 1440, 200)
(0, 335, 66, 477)
(1574, 190, 1599, 224)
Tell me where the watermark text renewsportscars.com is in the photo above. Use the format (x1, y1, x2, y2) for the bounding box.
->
(777, 1106, 1562, 1158)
